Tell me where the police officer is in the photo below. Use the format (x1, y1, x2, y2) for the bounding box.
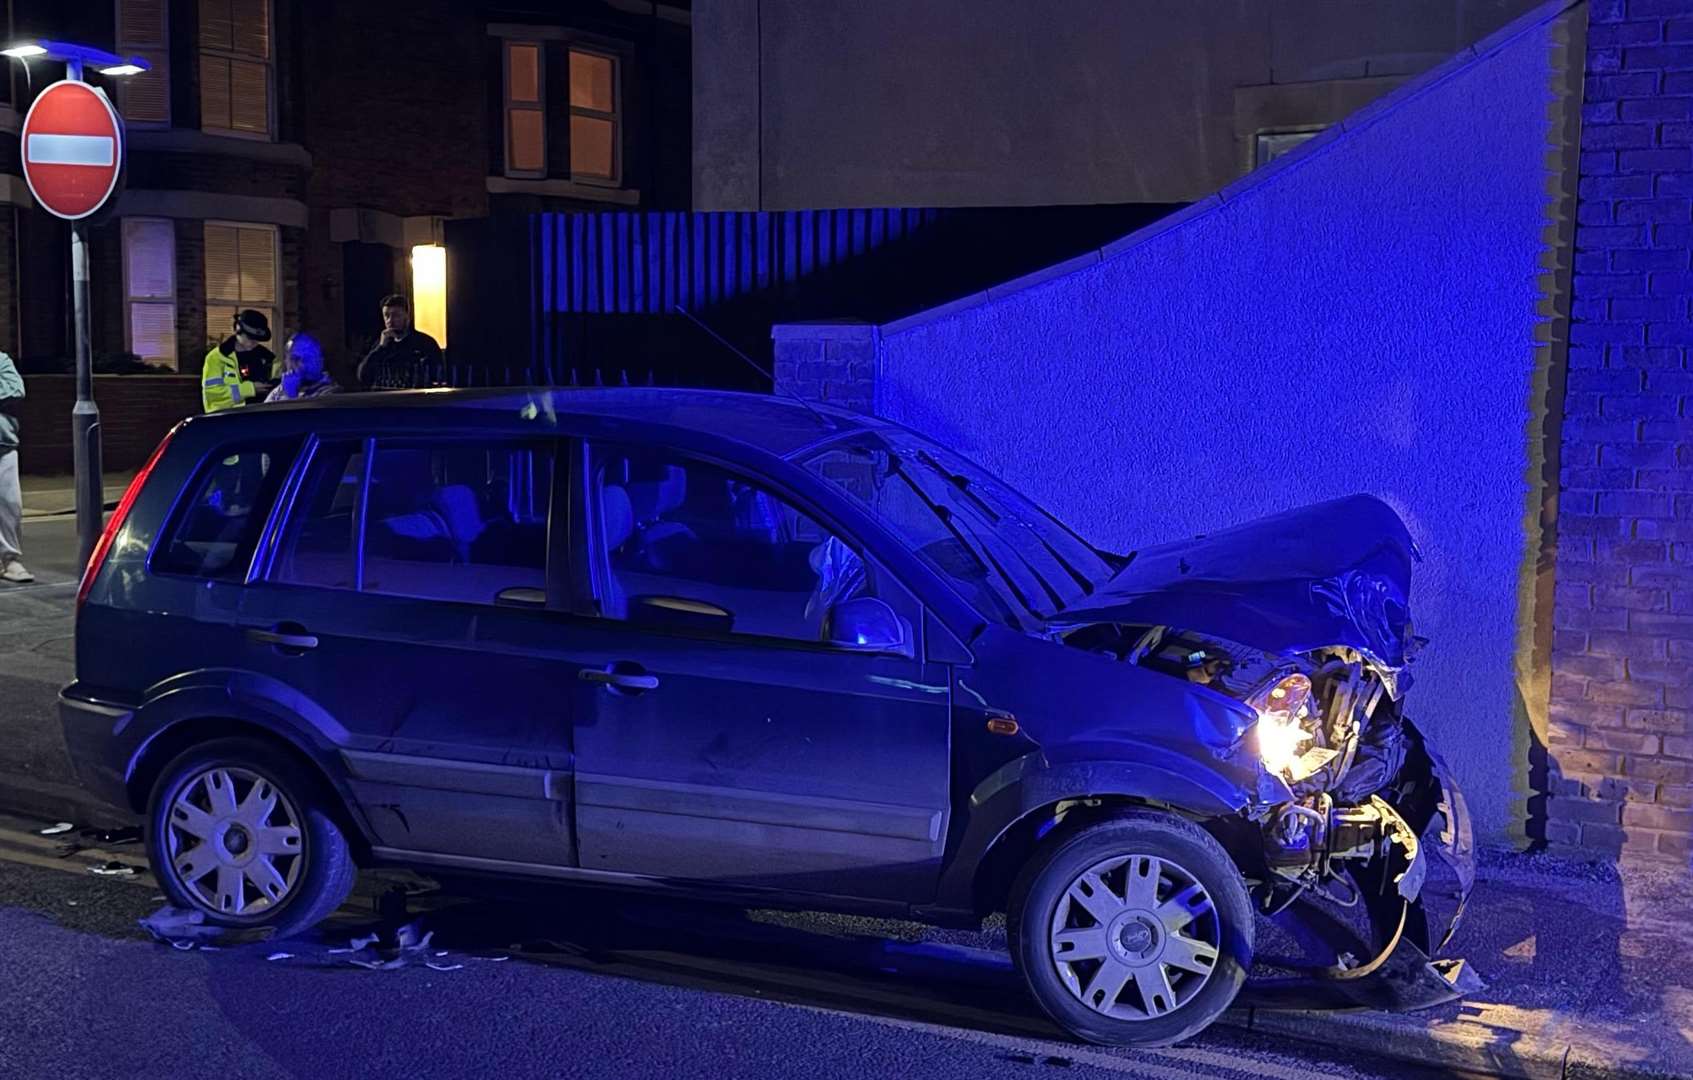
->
(201, 309, 275, 413)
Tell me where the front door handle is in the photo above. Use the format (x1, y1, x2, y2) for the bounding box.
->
(578, 667, 659, 692)
(247, 625, 319, 652)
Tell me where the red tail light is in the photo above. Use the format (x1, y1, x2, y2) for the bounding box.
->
(77, 422, 181, 612)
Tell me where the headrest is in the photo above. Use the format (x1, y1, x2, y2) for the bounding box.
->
(628, 464, 686, 522)
(601, 485, 634, 551)
(430, 484, 484, 546)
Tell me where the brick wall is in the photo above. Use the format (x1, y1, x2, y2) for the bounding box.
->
(1548, 0, 1693, 863)
(175, 220, 206, 367)
(299, 0, 487, 222)
(772, 323, 877, 413)
(124, 153, 309, 202)
(15, 375, 202, 475)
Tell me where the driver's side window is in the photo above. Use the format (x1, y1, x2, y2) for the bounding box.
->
(590, 445, 870, 642)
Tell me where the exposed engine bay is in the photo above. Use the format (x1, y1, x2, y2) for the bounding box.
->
(1060, 621, 1477, 1008)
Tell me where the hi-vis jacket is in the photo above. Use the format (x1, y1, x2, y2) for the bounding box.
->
(200, 338, 273, 413)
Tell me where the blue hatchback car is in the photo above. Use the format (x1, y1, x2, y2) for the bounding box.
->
(61, 388, 1473, 1046)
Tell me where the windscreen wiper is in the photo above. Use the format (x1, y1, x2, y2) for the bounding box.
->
(889, 459, 1032, 629)
(915, 450, 1097, 600)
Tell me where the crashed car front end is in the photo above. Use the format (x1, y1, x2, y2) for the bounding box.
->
(1047, 494, 1478, 1010)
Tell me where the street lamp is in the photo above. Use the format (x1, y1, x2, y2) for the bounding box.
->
(2, 41, 148, 568)
(2, 40, 151, 80)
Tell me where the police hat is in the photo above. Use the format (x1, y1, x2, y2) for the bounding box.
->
(233, 309, 272, 342)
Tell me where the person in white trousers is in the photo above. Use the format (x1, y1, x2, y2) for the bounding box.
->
(0, 350, 31, 584)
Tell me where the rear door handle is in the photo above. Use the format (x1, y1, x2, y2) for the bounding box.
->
(246, 626, 319, 651)
(578, 668, 659, 692)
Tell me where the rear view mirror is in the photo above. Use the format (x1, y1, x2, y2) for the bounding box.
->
(824, 597, 913, 658)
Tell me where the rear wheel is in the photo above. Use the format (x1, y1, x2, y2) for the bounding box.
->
(1008, 810, 1252, 1047)
(145, 737, 357, 940)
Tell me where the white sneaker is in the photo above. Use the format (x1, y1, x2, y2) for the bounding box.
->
(1, 560, 34, 584)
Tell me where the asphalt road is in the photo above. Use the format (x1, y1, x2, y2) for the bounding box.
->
(0, 813, 1467, 1080)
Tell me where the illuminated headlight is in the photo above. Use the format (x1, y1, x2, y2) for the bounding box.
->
(1250, 672, 1314, 778)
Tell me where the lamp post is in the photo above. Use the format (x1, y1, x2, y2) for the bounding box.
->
(2, 41, 147, 568)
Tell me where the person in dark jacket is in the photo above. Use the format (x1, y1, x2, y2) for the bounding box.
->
(356, 294, 442, 390)
(265, 333, 339, 402)
(0, 350, 30, 583)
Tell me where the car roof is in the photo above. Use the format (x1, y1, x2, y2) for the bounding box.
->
(220, 386, 874, 458)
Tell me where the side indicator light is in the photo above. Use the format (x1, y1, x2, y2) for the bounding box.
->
(986, 716, 1019, 736)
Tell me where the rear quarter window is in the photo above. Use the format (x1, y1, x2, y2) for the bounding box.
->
(152, 439, 300, 581)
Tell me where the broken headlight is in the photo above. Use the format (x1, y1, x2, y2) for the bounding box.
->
(1249, 672, 1339, 783)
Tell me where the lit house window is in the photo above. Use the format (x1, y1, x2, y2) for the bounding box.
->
(200, 0, 272, 138)
(1254, 128, 1323, 169)
(504, 41, 545, 177)
(115, 0, 170, 125)
(123, 219, 177, 366)
(568, 48, 618, 182)
(205, 222, 278, 343)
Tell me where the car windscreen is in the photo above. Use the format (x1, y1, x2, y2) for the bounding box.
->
(800, 429, 1117, 629)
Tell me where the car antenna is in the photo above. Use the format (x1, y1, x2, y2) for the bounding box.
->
(672, 304, 841, 430)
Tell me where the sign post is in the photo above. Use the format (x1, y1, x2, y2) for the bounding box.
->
(20, 67, 128, 569)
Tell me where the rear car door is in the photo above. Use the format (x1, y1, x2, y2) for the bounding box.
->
(238, 434, 578, 867)
(567, 440, 953, 903)
(102, 436, 304, 695)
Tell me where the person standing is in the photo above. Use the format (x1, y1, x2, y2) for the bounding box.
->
(0, 349, 31, 584)
(356, 294, 442, 390)
(201, 309, 275, 413)
(264, 333, 339, 402)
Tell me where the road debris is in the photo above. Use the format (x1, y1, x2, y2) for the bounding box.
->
(81, 826, 142, 846)
(38, 822, 74, 836)
(87, 861, 138, 878)
(138, 904, 276, 949)
(337, 919, 440, 971)
(267, 952, 294, 961)
(425, 962, 464, 972)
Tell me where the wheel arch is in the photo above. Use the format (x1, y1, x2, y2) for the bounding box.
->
(960, 754, 1261, 919)
(128, 717, 374, 865)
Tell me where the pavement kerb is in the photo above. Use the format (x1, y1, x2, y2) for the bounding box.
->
(1222, 1008, 1567, 1080)
(1222, 1005, 1690, 1080)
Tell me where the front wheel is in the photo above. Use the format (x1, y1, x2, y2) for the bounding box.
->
(1007, 810, 1253, 1047)
(145, 737, 358, 940)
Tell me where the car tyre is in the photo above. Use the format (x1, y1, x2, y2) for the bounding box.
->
(1007, 810, 1253, 1047)
(145, 736, 357, 940)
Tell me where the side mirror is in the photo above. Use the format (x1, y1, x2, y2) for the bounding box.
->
(823, 597, 913, 658)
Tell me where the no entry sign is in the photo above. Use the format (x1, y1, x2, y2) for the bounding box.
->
(21, 80, 123, 220)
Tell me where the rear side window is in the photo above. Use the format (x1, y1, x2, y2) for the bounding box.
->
(273, 439, 554, 606)
(273, 441, 365, 589)
(154, 440, 299, 580)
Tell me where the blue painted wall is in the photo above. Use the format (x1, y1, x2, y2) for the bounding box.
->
(870, 7, 1580, 842)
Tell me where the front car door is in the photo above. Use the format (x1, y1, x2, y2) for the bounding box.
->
(567, 439, 953, 903)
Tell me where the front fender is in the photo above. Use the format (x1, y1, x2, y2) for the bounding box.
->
(927, 741, 1267, 916)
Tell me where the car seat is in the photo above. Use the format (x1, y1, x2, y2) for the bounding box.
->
(627, 464, 694, 571)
